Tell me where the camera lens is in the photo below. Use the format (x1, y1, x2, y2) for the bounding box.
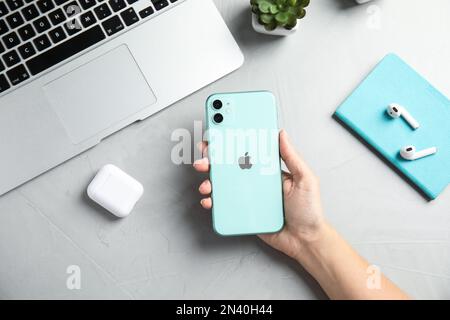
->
(213, 113, 223, 124)
(213, 100, 223, 110)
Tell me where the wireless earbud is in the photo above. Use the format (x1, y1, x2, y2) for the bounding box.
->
(400, 145, 437, 161)
(387, 103, 420, 130)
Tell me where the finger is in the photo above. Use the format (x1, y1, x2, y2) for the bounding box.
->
(193, 157, 210, 173)
(198, 180, 212, 195)
(197, 141, 207, 152)
(196, 141, 208, 158)
(279, 130, 314, 181)
(200, 197, 212, 209)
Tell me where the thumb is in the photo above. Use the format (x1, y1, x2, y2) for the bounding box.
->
(279, 130, 312, 181)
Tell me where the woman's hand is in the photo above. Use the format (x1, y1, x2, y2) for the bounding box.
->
(193, 129, 409, 299)
(193, 130, 326, 261)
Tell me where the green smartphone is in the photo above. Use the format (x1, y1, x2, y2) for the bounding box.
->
(205, 91, 284, 236)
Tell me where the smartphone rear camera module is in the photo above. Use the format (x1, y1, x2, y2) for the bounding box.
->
(213, 113, 224, 124)
(213, 100, 223, 110)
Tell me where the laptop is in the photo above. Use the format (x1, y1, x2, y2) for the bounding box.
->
(0, 0, 243, 196)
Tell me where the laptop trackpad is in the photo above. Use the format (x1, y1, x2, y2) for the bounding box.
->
(43, 45, 156, 144)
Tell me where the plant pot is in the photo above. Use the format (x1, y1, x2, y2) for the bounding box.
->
(251, 13, 298, 36)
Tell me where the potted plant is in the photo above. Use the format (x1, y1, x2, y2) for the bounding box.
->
(251, 0, 310, 36)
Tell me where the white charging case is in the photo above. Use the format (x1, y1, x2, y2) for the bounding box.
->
(87, 164, 144, 218)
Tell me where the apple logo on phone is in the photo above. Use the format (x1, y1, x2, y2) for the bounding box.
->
(238, 152, 253, 170)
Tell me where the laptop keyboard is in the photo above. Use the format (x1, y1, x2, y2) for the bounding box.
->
(0, 0, 179, 94)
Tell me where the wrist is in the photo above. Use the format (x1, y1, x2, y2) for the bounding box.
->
(293, 221, 334, 266)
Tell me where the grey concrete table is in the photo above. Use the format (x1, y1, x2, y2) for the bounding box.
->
(1, 0, 449, 299)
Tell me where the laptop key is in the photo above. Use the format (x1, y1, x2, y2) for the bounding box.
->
(0, 19, 9, 36)
(126, 0, 137, 4)
(33, 16, 51, 33)
(94, 3, 111, 20)
(78, 0, 95, 10)
(64, 19, 81, 35)
(49, 25, 66, 43)
(37, 0, 55, 14)
(18, 41, 35, 58)
(49, 8, 66, 26)
(6, 0, 24, 11)
(6, 64, 29, 85)
(17, 23, 35, 41)
(64, 1, 80, 17)
(109, 0, 125, 12)
(21, 4, 40, 21)
(26, 25, 106, 75)
(2, 31, 20, 49)
(120, 7, 138, 26)
(79, 10, 96, 28)
(54, 0, 69, 5)
(6, 12, 24, 29)
(33, 33, 51, 51)
(151, 0, 168, 11)
(101, 15, 123, 36)
(0, 2, 9, 18)
(0, 73, 10, 92)
(138, 6, 153, 19)
(2, 49, 20, 67)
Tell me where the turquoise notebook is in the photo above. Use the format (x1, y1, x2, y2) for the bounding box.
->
(335, 53, 449, 200)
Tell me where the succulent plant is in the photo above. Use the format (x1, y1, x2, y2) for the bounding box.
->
(251, 0, 310, 31)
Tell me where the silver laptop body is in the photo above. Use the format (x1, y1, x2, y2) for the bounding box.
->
(0, 0, 243, 195)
